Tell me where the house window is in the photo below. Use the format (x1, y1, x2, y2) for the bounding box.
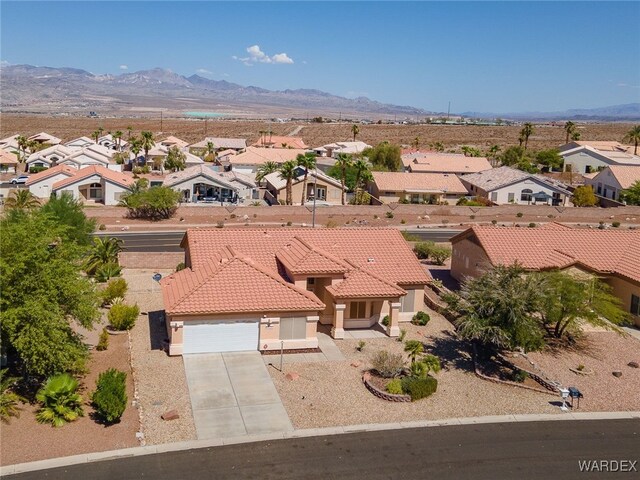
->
(306, 277, 315, 292)
(89, 183, 103, 199)
(521, 189, 533, 202)
(631, 295, 640, 316)
(400, 289, 416, 313)
(507, 192, 515, 202)
(349, 301, 367, 319)
(490, 192, 498, 202)
(597, 183, 602, 194)
(279, 317, 307, 340)
(315, 187, 326, 200)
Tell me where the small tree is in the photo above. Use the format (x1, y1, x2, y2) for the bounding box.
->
(404, 340, 424, 366)
(92, 369, 127, 423)
(0, 369, 26, 424)
(335, 153, 353, 205)
(414, 241, 435, 260)
(619, 180, 640, 205)
(572, 186, 597, 207)
(351, 123, 360, 141)
(119, 187, 181, 220)
(108, 303, 140, 331)
(101, 278, 128, 306)
(4, 190, 40, 211)
(36, 373, 84, 427)
(164, 146, 186, 172)
(430, 245, 451, 265)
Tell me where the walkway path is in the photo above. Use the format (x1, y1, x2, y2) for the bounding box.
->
(286, 125, 304, 136)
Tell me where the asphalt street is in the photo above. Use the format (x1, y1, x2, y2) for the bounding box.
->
(8, 419, 639, 480)
(94, 229, 462, 252)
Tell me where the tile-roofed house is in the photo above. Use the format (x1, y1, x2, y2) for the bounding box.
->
(64, 136, 95, 149)
(460, 166, 571, 206)
(26, 164, 79, 199)
(559, 141, 637, 155)
(163, 164, 257, 204)
(263, 166, 343, 205)
(190, 137, 247, 152)
(0, 149, 19, 173)
(0, 134, 21, 154)
(450, 223, 640, 326)
(559, 144, 640, 174)
(25, 144, 75, 170)
(159, 136, 190, 149)
(160, 228, 431, 355)
(253, 135, 307, 149)
(28, 132, 62, 146)
(369, 171, 468, 204)
(51, 165, 134, 205)
(402, 152, 492, 174)
(227, 146, 308, 174)
(60, 144, 121, 170)
(585, 165, 640, 201)
(314, 141, 371, 158)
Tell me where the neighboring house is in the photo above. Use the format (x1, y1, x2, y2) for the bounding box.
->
(450, 223, 640, 327)
(559, 141, 637, 155)
(0, 134, 21, 154)
(227, 147, 308, 175)
(159, 135, 190, 150)
(25, 145, 75, 170)
(216, 149, 237, 166)
(160, 228, 431, 355)
(97, 134, 128, 151)
(52, 165, 134, 205)
(314, 141, 371, 158)
(190, 137, 247, 154)
(28, 132, 62, 146)
(585, 166, 640, 201)
(263, 167, 343, 205)
(368, 172, 468, 204)
(144, 145, 203, 170)
(163, 165, 257, 203)
(560, 145, 640, 174)
(60, 144, 121, 171)
(253, 135, 308, 149)
(460, 166, 571, 206)
(26, 165, 77, 199)
(64, 136, 95, 149)
(0, 149, 19, 173)
(402, 153, 492, 174)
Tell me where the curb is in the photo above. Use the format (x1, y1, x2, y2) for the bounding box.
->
(2, 411, 638, 476)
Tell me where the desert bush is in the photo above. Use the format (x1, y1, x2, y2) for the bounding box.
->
(381, 315, 389, 326)
(356, 340, 366, 352)
(385, 211, 394, 219)
(413, 241, 435, 259)
(36, 374, 84, 427)
(528, 222, 537, 228)
(98, 224, 107, 231)
(325, 220, 338, 228)
(96, 328, 109, 351)
(176, 262, 186, 272)
(400, 219, 406, 224)
(371, 351, 404, 378)
(612, 221, 620, 228)
(401, 376, 438, 401)
(385, 378, 404, 395)
(491, 219, 498, 225)
(95, 262, 122, 283)
(101, 278, 128, 306)
(516, 212, 523, 218)
(430, 246, 452, 265)
(411, 311, 431, 326)
(108, 303, 139, 331)
(0, 370, 26, 424)
(512, 369, 529, 383)
(398, 328, 407, 342)
(92, 369, 127, 423)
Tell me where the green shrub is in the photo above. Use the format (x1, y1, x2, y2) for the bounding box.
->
(430, 246, 452, 265)
(95, 262, 122, 283)
(381, 315, 389, 326)
(400, 219, 406, 224)
(398, 328, 407, 342)
(385, 211, 394, 219)
(516, 212, 523, 218)
(92, 369, 127, 423)
(29, 166, 47, 174)
(108, 303, 139, 331)
(0, 369, 26, 424)
(286, 221, 292, 226)
(101, 278, 128, 305)
(612, 221, 620, 228)
(413, 241, 435, 259)
(386, 379, 404, 395)
(356, 340, 366, 352)
(371, 350, 404, 378)
(512, 369, 528, 383)
(491, 219, 497, 225)
(98, 224, 107, 231)
(401, 376, 438, 401)
(36, 374, 84, 427)
(96, 328, 109, 351)
(411, 311, 431, 326)
(176, 262, 186, 272)
(528, 222, 537, 228)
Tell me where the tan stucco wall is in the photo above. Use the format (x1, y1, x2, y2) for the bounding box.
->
(604, 276, 640, 327)
(451, 237, 493, 282)
(278, 177, 342, 205)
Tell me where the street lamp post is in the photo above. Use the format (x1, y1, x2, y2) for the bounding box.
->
(312, 167, 318, 228)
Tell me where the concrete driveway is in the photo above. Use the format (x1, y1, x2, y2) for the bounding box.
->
(183, 352, 293, 439)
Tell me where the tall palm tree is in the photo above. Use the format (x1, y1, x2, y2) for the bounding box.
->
(16, 135, 28, 162)
(258, 130, 266, 146)
(278, 160, 298, 205)
(128, 137, 142, 167)
(85, 236, 124, 275)
(205, 141, 216, 162)
(520, 123, 534, 151)
(4, 190, 40, 210)
(255, 161, 279, 184)
(353, 158, 372, 203)
(140, 131, 155, 165)
(335, 153, 353, 205)
(126, 126, 133, 140)
(92, 130, 101, 144)
(296, 153, 317, 205)
(623, 125, 640, 155)
(351, 124, 360, 142)
(113, 130, 123, 151)
(97, 127, 104, 139)
(563, 121, 576, 144)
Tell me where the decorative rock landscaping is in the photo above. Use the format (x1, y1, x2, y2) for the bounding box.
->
(362, 371, 411, 403)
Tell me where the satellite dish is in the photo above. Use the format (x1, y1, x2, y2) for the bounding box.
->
(152, 273, 162, 282)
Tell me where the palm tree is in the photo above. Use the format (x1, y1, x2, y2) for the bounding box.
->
(113, 130, 123, 151)
(279, 160, 298, 205)
(4, 190, 40, 210)
(126, 126, 133, 140)
(412, 136, 420, 150)
(351, 124, 360, 142)
(404, 340, 424, 366)
(353, 158, 372, 204)
(205, 141, 216, 162)
(623, 125, 640, 155)
(129, 137, 142, 166)
(92, 130, 101, 144)
(85, 236, 124, 275)
(0, 369, 26, 424)
(258, 130, 266, 146)
(140, 131, 155, 165)
(255, 161, 279, 184)
(16, 135, 28, 162)
(97, 127, 104, 139)
(563, 121, 576, 144)
(296, 153, 317, 205)
(520, 123, 534, 151)
(35, 374, 84, 427)
(335, 153, 352, 205)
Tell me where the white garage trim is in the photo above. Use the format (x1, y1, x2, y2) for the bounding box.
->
(183, 319, 259, 354)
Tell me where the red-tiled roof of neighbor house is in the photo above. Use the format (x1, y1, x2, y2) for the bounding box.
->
(402, 152, 491, 173)
(228, 146, 308, 166)
(253, 136, 308, 149)
(160, 246, 325, 315)
(0, 149, 19, 165)
(52, 165, 135, 189)
(606, 165, 640, 189)
(276, 236, 349, 275)
(326, 262, 407, 299)
(183, 228, 431, 286)
(25, 164, 76, 186)
(452, 223, 640, 283)
(372, 171, 467, 194)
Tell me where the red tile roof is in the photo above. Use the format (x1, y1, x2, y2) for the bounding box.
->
(161, 246, 325, 315)
(52, 165, 135, 190)
(25, 164, 76, 186)
(326, 263, 406, 299)
(276, 236, 349, 275)
(453, 223, 640, 283)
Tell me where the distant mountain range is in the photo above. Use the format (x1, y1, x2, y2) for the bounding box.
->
(0, 64, 429, 118)
(461, 103, 640, 121)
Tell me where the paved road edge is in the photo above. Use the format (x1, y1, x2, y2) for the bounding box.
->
(3, 411, 639, 476)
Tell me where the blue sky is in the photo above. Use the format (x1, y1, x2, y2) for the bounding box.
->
(2, 1, 639, 113)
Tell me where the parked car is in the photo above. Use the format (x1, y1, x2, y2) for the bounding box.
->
(10, 175, 29, 184)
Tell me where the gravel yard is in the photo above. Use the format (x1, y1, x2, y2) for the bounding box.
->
(124, 268, 197, 445)
(269, 312, 561, 429)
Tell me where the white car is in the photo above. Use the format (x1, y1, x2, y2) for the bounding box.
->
(10, 175, 29, 185)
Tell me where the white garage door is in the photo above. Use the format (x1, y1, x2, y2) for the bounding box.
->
(183, 320, 259, 354)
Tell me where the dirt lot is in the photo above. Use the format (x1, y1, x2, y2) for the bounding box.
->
(0, 114, 634, 151)
(0, 334, 140, 466)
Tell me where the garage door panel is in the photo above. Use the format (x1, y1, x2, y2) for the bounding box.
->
(183, 320, 259, 354)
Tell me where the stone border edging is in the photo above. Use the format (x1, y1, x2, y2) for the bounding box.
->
(362, 371, 411, 402)
(2, 411, 638, 476)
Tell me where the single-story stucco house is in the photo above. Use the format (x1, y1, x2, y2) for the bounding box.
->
(585, 165, 640, 201)
(26, 164, 78, 199)
(402, 153, 492, 175)
(163, 165, 257, 203)
(559, 145, 640, 174)
(263, 167, 343, 205)
(51, 165, 134, 205)
(368, 171, 468, 204)
(160, 228, 431, 355)
(450, 223, 640, 327)
(227, 147, 308, 175)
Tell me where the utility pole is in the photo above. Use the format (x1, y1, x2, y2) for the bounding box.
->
(205, 117, 208, 136)
(447, 101, 451, 120)
(312, 167, 317, 228)
(160, 111, 163, 133)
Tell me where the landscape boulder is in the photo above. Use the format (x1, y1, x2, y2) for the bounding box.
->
(161, 409, 180, 421)
(286, 372, 300, 381)
(612, 371, 623, 378)
(628, 361, 639, 369)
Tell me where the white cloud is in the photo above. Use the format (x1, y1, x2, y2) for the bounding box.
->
(233, 45, 294, 66)
(119, 64, 128, 70)
(0, 60, 10, 66)
(196, 68, 213, 75)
